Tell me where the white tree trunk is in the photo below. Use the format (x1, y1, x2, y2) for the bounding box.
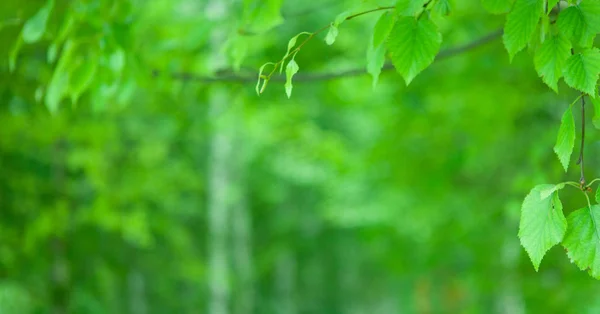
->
(207, 86, 233, 314)
(127, 269, 147, 314)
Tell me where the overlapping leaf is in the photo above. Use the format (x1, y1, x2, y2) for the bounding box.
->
(519, 185, 567, 270)
(563, 48, 600, 96)
(534, 34, 571, 92)
(553, 106, 575, 171)
(503, 0, 544, 60)
(387, 16, 441, 85)
(563, 205, 600, 279)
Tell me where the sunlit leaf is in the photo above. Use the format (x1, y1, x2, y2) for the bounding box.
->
(553, 105, 575, 172)
(563, 48, 600, 97)
(503, 0, 544, 61)
(372, 11, 396, 48)
(22, 0, 54, 43)
(563, 205, 600, 279)
(387, 16, 441, 85)
(519, 185, 567, 271)
(534, 33, 571, 92)
(285, 59, 299, 98)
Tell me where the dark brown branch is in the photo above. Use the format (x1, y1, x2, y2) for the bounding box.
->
(577, 94, 586, 187)
(153, 29, 503, 84)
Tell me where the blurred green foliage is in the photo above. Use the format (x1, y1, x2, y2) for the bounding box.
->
(2, 0, 600, 313)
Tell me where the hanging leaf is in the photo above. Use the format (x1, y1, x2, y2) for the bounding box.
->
(9, 38, 22, 72)
(367, 41, 386, 88)
(539, 183, 566, 200)
(325, 24, 339, 45)
(45, 39, 76, 113)
(22, 0, 54, 43)
(372, 11, 396, 48)
(285, 59, 299, 98)
(563, 48, 600, 97)
(434, 0, 451, 15)
(591, 96, 600, 129)
(557, 2, 600, 47)
(534, 33, 571, 92)
(281, 32, 311, 73)
(562, 205, 600, 279)
(519, 185, 567, 271)
(387, 16, 442, 85)
(503, 0, 544, 61)
(69, 54, 99, 105)
(256, 62, 274, 95)
(553, 105, 575, 172)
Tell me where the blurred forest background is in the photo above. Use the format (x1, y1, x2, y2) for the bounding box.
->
(1, 0, 600, 313)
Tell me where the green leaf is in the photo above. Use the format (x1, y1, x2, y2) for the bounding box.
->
(373, 12, 396, 48)
(502, 0, 544, 61)
(539, 183, 566, 200)
(534, 33, 571, 92)
(481, 0, 514, 14)
(396, 0, 428, 17)
(387, 16, 442, 85)
(285, 59, 299, 98)
(325, 10, 352, 46)
(563, 205, 600, 279)
(333, 10, 352, 25)
(9, 37, 22, 72)
(22, 0, 54, 43)
(596, 187, 600, 203)
(325, 24, 338, 45)
(563, 48, 600, 96)
(367, 41, 386, 88)
(557, 3, 600, 48)
(553, 106, 575, 172)
(69, 56, 98, 105)
(547, 0, 559, 11)
(580, 0, 600, 33)
(282, 32, 311, 72)
(45, 39, 76, 113)
(434, 0, 451, 15)
(519, 185, 567, 271)
(256, 62, 274, 95)
(591, 96, 600, 129)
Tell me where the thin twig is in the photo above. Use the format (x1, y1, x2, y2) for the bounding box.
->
(261, 6, 396, 83)
(154, 29, 503, 84)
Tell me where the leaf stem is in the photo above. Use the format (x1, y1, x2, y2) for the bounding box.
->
(564, 181, 582, 190)
(586, 178, 600, 188)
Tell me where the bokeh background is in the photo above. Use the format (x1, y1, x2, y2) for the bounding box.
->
(1, 0, 599, 313)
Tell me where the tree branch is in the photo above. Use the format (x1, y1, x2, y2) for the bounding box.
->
(153, 29, 503, 84)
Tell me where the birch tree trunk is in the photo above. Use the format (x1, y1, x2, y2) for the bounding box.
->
(207, 86, 233, 314)
(127, 267, 147, 314)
